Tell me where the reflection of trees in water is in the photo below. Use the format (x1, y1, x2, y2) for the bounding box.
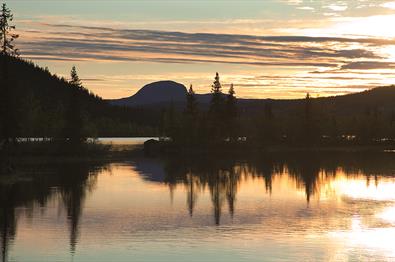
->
(161, 152, 395, 225)
(0, 161, 108, 261)
(57, 165, 100, 254)
(0, 187, 17, 262)
(164, 158, 241, 225)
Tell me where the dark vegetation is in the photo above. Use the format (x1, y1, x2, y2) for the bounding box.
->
(152, 72, 395, 153)
(0, 56, 158, 140)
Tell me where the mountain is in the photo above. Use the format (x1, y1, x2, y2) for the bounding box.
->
(109, 79, 395, 117)
(108, 80, 220, 107)
(109, 81, 188, 106)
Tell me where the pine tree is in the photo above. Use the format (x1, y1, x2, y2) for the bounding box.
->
(305, 93, 311, 122)
(209, 72, 224, 116)
(64, 66, 86, 145)
(185, 85, 197, 116)
(70, 66, 82, 88)
(303, 93, 314, 145)
(208, 72, 225, 143)
(0, 3, 18, 171)
(0, 3, 19, 56)
(0, 3, 18, 149)
(225, 84, 237, 141)
(183, 85, 199, 145)
(226, 84, 237, 119)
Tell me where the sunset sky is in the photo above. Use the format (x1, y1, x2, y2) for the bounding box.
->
(8, 0, 395, 99)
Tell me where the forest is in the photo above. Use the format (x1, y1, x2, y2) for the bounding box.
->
(158, 73, 395, 149)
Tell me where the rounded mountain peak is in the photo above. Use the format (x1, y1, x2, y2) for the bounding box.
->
(132, 81, 187, 105)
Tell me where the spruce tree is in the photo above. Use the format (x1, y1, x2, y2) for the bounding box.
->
(208, 72, 225, 143)
(225, 84, 237, 141)
(70, 66, 82, 88)
(185, 85, 197, 116)
(0, 3, 18, 148)
(226, 84, 237, 119)
(0, 3, 19, 56)
(64, 66, 86, 145)
(183, 85, 198, 145)
(209, 72, 223, 116)
(303, 93, 313, 145)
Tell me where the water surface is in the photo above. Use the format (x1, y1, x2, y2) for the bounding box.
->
(2, 152, 395, 261)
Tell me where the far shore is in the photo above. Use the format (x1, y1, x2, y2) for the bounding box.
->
(4, 137, 395, 160)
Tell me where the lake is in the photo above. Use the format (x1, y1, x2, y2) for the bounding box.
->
(2, 151, 395, 261)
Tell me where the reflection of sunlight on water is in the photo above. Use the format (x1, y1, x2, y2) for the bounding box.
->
(331, 175, 395, 201)
(325, 173, 395, 260)
(329, 219, 395, 260)
(378, 206, 395, 225)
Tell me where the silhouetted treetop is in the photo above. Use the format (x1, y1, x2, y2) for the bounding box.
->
(226, 83, 237, 118)
(209, 72, 224, 115)
(0, 3, 19, 56)
(185, 84, 197, 116)
(70, 66, 82, 88)
(211, 72, 222, 94)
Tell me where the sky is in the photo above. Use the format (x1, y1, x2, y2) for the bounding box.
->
(6, 0, 395, 99)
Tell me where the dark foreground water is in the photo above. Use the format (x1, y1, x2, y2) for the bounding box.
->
(2, 152, 395, 261)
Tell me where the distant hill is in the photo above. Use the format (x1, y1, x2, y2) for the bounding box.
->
(110, 81, 187, 106)
(109, 81, 222, 107)
(108, 79, 395, 117)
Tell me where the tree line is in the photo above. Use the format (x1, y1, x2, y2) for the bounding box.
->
(161, 72, 239, 147)
(161, 73, 395, 148)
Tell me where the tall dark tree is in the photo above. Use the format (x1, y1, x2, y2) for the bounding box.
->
(0, 3, 19, 56)
(225, 84, 237, 141)
(303, 93, 315, 145)
(70, 66, 82, 88)
(0, 3, 18, 166)
(209, 72, 223, 116)
(185, 84, 197, 117)
(181, 85, 199, 145)
(208, 72, 225, 143)
(226, 84, 237, 119)
(64, 66, 86, 145)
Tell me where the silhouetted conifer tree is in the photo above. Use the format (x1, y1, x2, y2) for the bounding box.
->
(226, 84, 237, 119)
(64, 66, 86, 145)
(303, 93, 315, 145)
(185, 85, 197, 117)
(181, 85, 199, 145)
(70, 66, 82, 88)
(0, 3, 19, 56)
(209, 72, 223, 116)
(225, 84, 237, 141)
(0, 3, 18, 155)
(208, 72, 225, 143)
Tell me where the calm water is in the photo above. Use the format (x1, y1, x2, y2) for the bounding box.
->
(2, 152, 395, 261)
(97, 137, 158, 145)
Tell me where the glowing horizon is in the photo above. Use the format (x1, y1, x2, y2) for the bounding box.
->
(6, 0, 395, 99)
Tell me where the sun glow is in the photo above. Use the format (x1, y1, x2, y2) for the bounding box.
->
(331, 175, 395, 201)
